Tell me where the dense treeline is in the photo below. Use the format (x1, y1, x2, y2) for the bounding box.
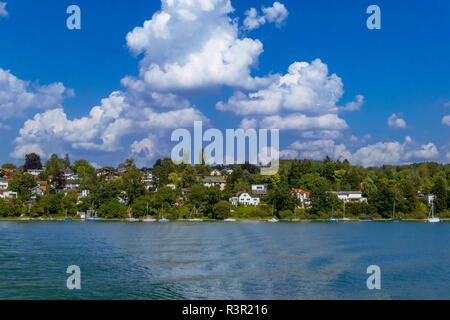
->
(1, 154, 449, 220)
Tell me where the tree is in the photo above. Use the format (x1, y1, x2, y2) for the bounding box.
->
(268, 184, 297, 217)
(120, 159, 146, 205)
(431, 176, 448, 213)
(24, 153, 42, 170)
(1, 163, 17, 169)
(8, 171, 37, 201)
(98, 199, 127, 218)
(213, 201, 231, 219)
(64, 153, 71, 168)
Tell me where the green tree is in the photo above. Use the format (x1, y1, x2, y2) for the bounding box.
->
(98, 199, 127, 218)
(213, 201, 231, 219)
(8, 171, 37, 201)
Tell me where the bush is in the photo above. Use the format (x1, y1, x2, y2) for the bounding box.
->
(98, 199, 127, 218)
(213, 201, 231, 220)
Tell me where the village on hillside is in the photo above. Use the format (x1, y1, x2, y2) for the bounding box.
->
(0, 152, 449, 221)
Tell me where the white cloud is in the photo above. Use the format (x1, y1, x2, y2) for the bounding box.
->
(0, 2, 8, 17)
(300, 130, 343, 140)
(442, 115, 450, 126)
(243, 1, 288, 31)
(388, 113, 407, 129)
(239, 117, 257, 129)
(0, 68, 73, 119)
(280, 149, 298, 159)
(260, 113, 348, 131)
(122, 0, 274, 92)
(336, 137, 439, 167)
(285, 136, 439, 167)
(217, 59, 363, 116)
(12, 91, 207, 162)
(10, 143, 46, 160)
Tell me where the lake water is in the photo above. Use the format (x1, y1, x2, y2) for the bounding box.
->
(0, 221, 448, 300)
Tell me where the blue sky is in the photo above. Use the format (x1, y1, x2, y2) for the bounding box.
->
(0, 0, 449, 168)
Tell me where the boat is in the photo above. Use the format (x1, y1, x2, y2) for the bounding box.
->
(427, 200, 440, 223)
(142, 202, 156, 221)
(126, 218, 139, 222)
(267, 202, 278, 223)
(340, 202, 351, 222)
(224, 218, 236, 222)
(388, 198, 402, 222)
(359, 217, 373, 222)
(64, 209, 72, 221)
(87, 218, 101, 221)
(330, 206, 338, 222)
(158, 204, 170, 222)
(188, 205, 203, 222)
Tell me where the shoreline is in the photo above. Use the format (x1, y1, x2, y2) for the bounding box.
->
(1, 217, 448, 222)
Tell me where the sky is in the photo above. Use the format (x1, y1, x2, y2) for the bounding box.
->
(0, 0, 449, 168)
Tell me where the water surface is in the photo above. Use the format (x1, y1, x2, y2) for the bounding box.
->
(0, 221, 448, 299)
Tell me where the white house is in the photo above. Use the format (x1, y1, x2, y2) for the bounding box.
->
(31, 186, 46, 199)
(291, 188, 311, 208)
(0, 190, 17, 199)
(202, 178, 226, 191)
(27, 169, 43, 176)
(0, 179, 8, 190)
(237, 192, 260, 206)
(210, 169, 222, 176)
(251, 184, 267, 196)
(329, 191, 367, 203)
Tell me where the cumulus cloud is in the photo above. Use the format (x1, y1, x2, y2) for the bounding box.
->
(217, 59, 363, 116)
(285, 136, 439, 167)
(388, 113, 407, 129)
(0, 2, 7, 17)
(243, 1, 288, 31)
(12, 90, 207, 161)
(239, 117, 257, 129)
(0, 68, 73, 119)
(442, 115, 450, 126)
(260, 113, 348, 131)
(122, 0, 274, 92)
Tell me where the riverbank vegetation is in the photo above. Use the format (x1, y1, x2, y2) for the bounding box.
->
(1, 154, 449, 220)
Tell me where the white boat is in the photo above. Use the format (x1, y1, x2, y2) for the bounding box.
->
(126, 218, 139, 222)
(188, 205, 203, 221)
(340, 202, 351, 222)
(267, 202, 278, 222)
(142, 202, 156, 222)
(330, 206, 338, 222)
(224, 218, 236, 222)
(427, 200, 440, 223)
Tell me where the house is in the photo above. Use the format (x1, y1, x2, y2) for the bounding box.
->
(229, 197, 239, 206)
(251, 184, 267, 196)
(31, 186, 46, 199)
(142, 171, 153, 189)
(27, 169, 43, 176)
(181, 188, 191, 195)
(78, 189, 90, 199)
(202, 178, 226, 191)
(166, 184, 177, 190)
(210, 169, 221, 176)
(235, 192, 260, 206)
(329, 191, 367, 203)
(0, 179, 8, 190)
(225, 168, 233, 174)
(0, 190, 18, 199)
(291, 188, 310, 208)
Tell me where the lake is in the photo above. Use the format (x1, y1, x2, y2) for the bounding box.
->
(0, 221, 448, 299)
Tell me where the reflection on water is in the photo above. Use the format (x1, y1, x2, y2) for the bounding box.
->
(0, 221, 448, 299)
